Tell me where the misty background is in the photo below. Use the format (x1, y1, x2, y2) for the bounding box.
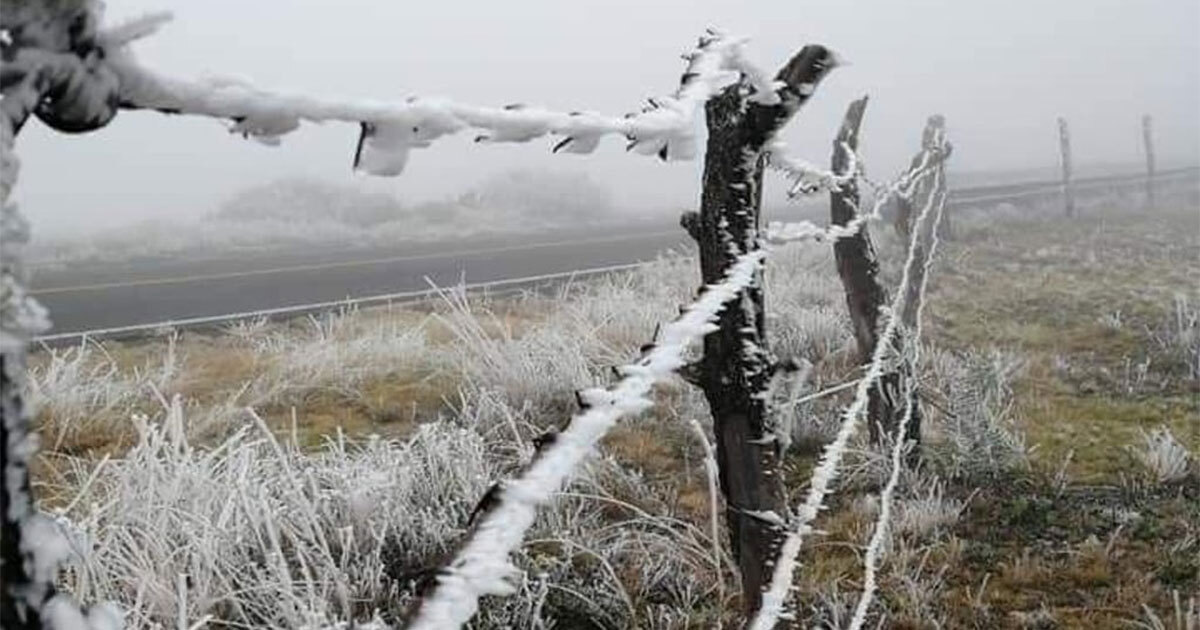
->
(13, 0, 1200, 239)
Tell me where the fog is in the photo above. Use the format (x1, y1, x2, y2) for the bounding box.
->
(14, 0, 1200, 236)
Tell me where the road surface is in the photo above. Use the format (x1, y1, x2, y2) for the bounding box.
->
(29, 166, 1199, 341)
(31, 227, 690, 338)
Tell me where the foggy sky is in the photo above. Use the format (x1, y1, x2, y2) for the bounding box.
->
(13, 0, 1200, 235)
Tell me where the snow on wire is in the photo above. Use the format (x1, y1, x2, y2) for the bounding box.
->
(6, 3, 951, 627)
(848, 133, 948, 630)
(765, 139, 858, 197)
(406, 248, 767, 629)
(1, 5, 796, 626)
(748, 132, 950, 630)
(95, 18, 771, 175)
(762, 148, 939, 246)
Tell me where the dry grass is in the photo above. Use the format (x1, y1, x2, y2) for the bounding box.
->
(24, 187, 1200, 628)
(929, 199, 1200, 481)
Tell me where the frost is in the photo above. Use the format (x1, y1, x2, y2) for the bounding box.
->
(765, 139, 857, 197)
(750, 127, 951, 630)
(42, 597, 124, 630)
(763, 143, 941, 248)
(2, 6, 124, 624)
(849, 139, 948, 630)
(763, 220, 827, 243)
(3, 5, 788, 178)
(1130, 425, 1192, 484)
(408, 249, 767, 629)
(742, 509, 787, 527)
(104, 22, 774, 175)
(722, 39, 783, 105)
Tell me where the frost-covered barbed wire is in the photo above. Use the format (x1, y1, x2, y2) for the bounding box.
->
(849, 134, 948, 630)
(762, 149, 941, 246)
(5, 1, 780, 176)
(765, 139, 858, 197)
(688, 418, 728, 610)
(407, 249, 766, 629)
(748, 129, 950, 630)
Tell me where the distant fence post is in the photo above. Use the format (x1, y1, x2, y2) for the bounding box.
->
(894, 119, 952, 240)
(1057, 117, 1075, 217)
(828, 96, 912, 447)
(1142, 114, 1156, 209)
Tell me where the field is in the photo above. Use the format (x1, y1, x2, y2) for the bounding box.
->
(27, 191, 1199, 628)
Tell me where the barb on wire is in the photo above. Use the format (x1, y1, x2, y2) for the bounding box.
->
(407, 249, 766, 630)
(765, 139, 858, 197)
(748, 122, 951, 630)
(849, 126, 949, 630)
(762, 143, 943, 247)
(7, 5, 783, 176)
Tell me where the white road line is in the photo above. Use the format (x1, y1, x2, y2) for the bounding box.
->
(33, 262, 647, 343)
(30, 229, 681, 295)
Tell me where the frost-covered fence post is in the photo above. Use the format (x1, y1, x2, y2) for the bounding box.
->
(3, 9, 812, 623)
(679, 43, 837, 613)
(893, 115, 950, 453)
(0, 138, 54, 625)
(1058, 117, 1075, 217)
(1142, 114, 1156, 209)
(3, 3, 139, 628)
(893, 118, 950, 240)
(2, 4, 82, 626)
(899, 116, 950, 330)
(750, 118, 953, 630)
(828, 96, 913, 446)
(1, 5, 69, 625)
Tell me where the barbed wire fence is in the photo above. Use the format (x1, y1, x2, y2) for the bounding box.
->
(2, 3, 959, 629)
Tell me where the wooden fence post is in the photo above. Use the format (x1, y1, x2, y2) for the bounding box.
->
(2, 63, 61, 630)
(1058, 117, 1075, 217)
(893, 120, 946, 239)
(900, 116, 950, 330)
(681, 44, 837, 613)
(1142, 114, 1156, 209)
(828, 97, 909, 446)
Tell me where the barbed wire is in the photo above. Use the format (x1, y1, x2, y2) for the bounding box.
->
(406, 249, 766, 629)
(748, 128, 951, 630)
(849, 125, 949, 630)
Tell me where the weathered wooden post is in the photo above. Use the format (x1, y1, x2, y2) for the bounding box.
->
(680, 44, 837, 613)
(893, 120, 945, 239)
(1142, 114, 1156, 209)
(1, 3, 114, 624)
(900, 116, 950, 329)
(1058, 117, 1075, 217)
(829, 97, 908, 445)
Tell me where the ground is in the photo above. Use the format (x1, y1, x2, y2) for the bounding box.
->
(24, 189, 1200, 628)
(781, 195, 1198, 629)
(922, 198, 1199, 628)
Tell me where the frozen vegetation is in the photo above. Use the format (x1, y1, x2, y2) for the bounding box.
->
(26, 196, 1200, 628)
(5, 3, 1198, 628)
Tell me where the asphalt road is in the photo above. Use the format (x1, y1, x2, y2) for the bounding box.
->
(28, 166, 1199, 340)
(31, 227, 691, 336)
